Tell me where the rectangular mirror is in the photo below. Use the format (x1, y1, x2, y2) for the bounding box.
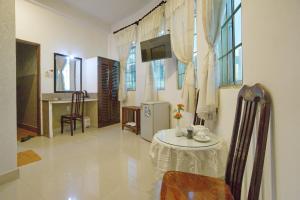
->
(54, 53, 82, 93)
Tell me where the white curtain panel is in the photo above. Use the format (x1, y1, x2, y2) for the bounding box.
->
(165, 0, 195, 113)
(197, 0, 225, 120)
(114, 25, 137, 102)
(138, 5, 165, 102)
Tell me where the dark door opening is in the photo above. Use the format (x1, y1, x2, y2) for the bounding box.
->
(16, 39, 41, 140)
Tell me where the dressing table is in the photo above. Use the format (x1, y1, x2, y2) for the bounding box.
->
(42, 97, 98, 138)
(42, 53, 99, 137)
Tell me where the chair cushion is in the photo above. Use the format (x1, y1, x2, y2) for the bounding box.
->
(161, 171, 233, 200)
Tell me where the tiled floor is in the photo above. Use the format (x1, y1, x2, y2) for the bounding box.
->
(0, 124, 161, 200)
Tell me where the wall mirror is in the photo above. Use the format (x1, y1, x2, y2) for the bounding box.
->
(54, 53, 82, 93)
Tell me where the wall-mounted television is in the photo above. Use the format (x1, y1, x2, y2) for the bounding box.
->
(140, 34, 172, 62)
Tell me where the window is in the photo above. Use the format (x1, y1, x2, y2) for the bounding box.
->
(152, 59, 165, 90)
(125, 44, 136, 91)
(152, 30, 166, 90)
(177, 61, 185, 89)
(219, 0, 242, 86)
(177, 1, 198, 89)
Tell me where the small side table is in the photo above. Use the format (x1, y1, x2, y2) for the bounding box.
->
(122, 106, 141, 134)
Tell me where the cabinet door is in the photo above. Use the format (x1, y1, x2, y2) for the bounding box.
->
(110, 61, 120, 123)
(98, 58, 111, 127)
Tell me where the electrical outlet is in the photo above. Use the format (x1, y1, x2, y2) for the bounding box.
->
(66, 106, 70, 112)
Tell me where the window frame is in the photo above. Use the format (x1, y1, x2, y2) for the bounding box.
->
(125, 44, 137, 91)
(219, 1, 242, 87)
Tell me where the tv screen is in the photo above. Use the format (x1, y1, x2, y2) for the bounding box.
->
(140, 34, 172, 62)
(151, 45, 166, 59)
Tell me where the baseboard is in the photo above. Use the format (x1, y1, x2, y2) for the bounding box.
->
(53, 125, 95, 135)
(0, 168, 19, 185)
(18, 123, 39, 133)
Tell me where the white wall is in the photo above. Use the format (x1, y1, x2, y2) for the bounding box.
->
(243, 0, 300, 199)
(109, 0, 193, 128)
(0, 0, 18, 175)
(111, 0, 161, 32)
(213, 0, 300, 199)
(84, 57, 98, 93)
(15, 0, 111, 93)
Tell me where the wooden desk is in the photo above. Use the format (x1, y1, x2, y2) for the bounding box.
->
(42, 98, 98, 138)
(122, 106, 141, 134)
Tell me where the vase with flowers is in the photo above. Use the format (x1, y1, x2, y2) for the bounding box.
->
(174, 104, 184, 137)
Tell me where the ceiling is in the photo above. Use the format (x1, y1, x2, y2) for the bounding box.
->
(33, 0, 153, 25)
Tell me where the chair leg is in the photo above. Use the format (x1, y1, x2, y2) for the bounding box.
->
(74, 120, 76, 130)
(70, 120, 74, 136)
(82, 117, 84, 133)
(61, 117, 64, 134)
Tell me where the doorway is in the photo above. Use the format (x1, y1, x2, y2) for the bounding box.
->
(16, 39, 41, 140)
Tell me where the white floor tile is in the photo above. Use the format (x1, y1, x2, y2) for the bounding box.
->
(0, 124, 160, 200)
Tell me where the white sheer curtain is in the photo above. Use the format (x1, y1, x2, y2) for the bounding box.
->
(165, 0, 195, 113)
(138, 5, 165, 102)
(197, 0, 225, 120)
(114, 25, 137, 102)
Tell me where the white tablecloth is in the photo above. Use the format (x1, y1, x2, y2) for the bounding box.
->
(149, 129, 228, 178)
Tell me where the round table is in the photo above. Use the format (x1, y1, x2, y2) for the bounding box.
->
(149, 129, 228, 178)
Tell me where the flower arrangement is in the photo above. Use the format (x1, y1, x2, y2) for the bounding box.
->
(174, 104, 184, 120)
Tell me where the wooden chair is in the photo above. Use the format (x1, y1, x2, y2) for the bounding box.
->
(61, 91, 85, 136)
(193, 90, 205, 126)
(161, 84, 271, 200)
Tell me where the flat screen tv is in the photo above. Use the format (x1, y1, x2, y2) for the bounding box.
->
(140, 34, 172, 62)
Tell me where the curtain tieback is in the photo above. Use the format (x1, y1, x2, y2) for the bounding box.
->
(185, 62, 195, 86)
(207, 45, 216, 67)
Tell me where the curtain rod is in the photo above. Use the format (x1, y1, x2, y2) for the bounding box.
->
(113, 0, 167, 34)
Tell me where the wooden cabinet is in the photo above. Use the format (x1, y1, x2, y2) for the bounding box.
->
(97, 57, 120, 127)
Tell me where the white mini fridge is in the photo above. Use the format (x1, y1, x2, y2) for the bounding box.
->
(141, 101, 170, 141)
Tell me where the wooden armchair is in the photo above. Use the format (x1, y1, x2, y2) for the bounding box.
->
(161, 84, 271, 200)
(61, 91, 85, 136)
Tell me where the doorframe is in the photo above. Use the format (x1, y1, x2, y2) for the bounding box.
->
(16, 39, 41, 135)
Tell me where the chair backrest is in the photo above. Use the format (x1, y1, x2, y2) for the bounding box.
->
(71, 91, 85, 117)
(225, 84, 271, 200)
(193, 90, 205, 126)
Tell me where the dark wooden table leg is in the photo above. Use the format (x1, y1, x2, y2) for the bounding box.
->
(136, 109, 140, 135)
(70, 120, 74, 136)
(122, 107, 125, 130)
(61, 117, 64, 134)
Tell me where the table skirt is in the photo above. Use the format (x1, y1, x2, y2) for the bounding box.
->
(149, 136, 228, 178)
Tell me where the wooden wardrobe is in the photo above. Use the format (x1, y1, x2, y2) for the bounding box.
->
(85, 56, 120, 127)
(97, 57, 120, 127)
